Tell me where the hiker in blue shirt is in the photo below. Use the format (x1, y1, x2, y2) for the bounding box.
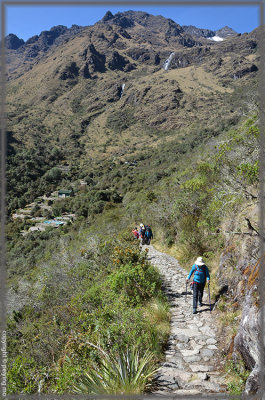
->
(186, 257, 210, 314)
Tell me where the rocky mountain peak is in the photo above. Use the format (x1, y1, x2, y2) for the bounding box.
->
(102, 10, 114, 22)
(15, 23, 84, 50)
(182, 24, 237, 40)
(182, 25, 215, 38)
(26, 24, 70, 47)
(216, 26, 237, 38)
(100, 10, 134, 28)
(5, 33, 24, 49)
(100, 10, 184, 36)
(38, 25, 68, 45)
(5, 23, 85, 63)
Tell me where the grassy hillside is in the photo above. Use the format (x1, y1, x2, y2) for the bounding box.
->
(6, 12, 258, 213)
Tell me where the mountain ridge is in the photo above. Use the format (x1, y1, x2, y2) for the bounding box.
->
(5, 11, 240, 50)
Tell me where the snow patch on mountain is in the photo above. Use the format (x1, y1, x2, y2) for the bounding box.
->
(208, 36, 224, 42)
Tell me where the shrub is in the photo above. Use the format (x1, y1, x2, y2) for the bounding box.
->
(44, 167, 62, 183)
(225, 360, 250, 395)
(7, 356, 38, 394)
(108, 262, 160, 306)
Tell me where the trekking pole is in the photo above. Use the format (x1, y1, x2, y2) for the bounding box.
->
(185, 280, 187, 302)
(208, 282, 211, 313)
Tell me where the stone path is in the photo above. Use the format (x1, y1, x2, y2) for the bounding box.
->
(145, 245, 227, 395)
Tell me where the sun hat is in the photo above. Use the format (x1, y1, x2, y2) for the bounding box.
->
(195, 257, 205, 266)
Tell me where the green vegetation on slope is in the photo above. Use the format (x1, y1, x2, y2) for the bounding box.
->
(7, 111, 259, 394)
(7, 219, 170, 394)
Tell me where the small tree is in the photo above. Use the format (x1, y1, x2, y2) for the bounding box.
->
(44, 168, 62, 184)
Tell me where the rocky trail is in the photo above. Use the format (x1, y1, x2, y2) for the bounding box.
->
(145, 245, 227, 396)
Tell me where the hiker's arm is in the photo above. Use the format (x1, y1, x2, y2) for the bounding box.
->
(187, 265, 195, 280)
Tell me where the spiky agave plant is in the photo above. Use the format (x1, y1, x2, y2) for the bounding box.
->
(74, 342, 157, 394)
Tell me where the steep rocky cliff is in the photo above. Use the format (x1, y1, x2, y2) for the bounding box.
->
(216, 204, 263, 394)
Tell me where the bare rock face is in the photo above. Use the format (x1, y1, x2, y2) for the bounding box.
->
(233, 297, 264, 394)
(59, 62, 79, 80)
(102, 10, 114, 22)
(216, 26, 237, 39)
(126, 48, 161, 66)
(171, 46, 211, 69)
(86, 44, 106, 73)
(24, 25, 72, 54)
(37, 25, 69, 47)
(164, 19, 184, 38)
(233, 295, 258, 370)
(217, 212, 261, 394)
(101, 11, 134, 29)
(80, 62, 91, 79)
(182, 25, 215, 39)
(108, 51, 129, 71)
(245, 365, 259, 394)
(5, 33, 24, 50)
(182, 25, 237, 40)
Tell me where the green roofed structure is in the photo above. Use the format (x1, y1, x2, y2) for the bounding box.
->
(58, 189, 74, 198)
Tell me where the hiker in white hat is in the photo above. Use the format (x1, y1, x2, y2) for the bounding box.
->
(186, 256, 210, 314)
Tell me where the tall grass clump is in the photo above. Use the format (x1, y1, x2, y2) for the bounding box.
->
(74, 344, 157, 394)
(144, 298, 171, 352)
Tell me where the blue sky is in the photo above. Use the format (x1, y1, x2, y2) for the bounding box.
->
(6, 4, 259, 41)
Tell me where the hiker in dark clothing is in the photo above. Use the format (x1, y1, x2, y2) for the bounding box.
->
(144, 225, 153, 245)
(186, 257, 210, 314)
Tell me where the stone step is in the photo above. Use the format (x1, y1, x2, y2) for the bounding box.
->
(172, 389, 201, 395)
(187, 379, 222, 392)
(189, 364, 215, 373)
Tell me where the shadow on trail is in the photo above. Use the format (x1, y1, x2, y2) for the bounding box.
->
(164, 291, 183, 299)
(196, 302, 215, 313)
(181, 290, 192, 296)
(164, 289, 195, 299)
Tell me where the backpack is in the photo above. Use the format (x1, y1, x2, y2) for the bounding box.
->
(194, 264, 206, 282)
(145, 226, 152, 238)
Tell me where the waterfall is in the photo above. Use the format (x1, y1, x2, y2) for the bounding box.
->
(163, 52, 175, 71)
(120, 83, 125, 98)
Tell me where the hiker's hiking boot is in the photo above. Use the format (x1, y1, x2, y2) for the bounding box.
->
(193, 308, 197, 314)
